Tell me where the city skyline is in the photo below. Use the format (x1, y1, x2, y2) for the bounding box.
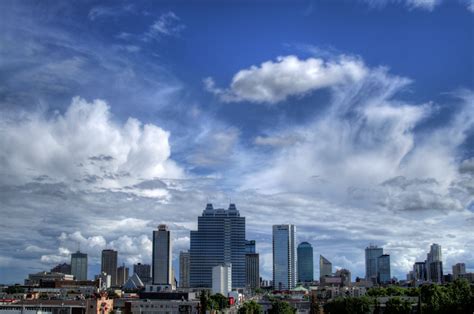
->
(0, 0, 473, 284)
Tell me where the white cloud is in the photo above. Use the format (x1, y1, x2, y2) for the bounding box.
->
(144, 12, 185, 40)
(363, 0, 441, 11)
(205, 55, 368, 104)
(0, 97, 184, 186)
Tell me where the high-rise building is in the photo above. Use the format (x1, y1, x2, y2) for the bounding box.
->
(453, 263, 466, 280)
(179, 251, 190, 288)
(297, 242, 314, 283)
(133, 263, 151, 284)
(101, 249, 118, 286)
(429, 261, 443, 283)
(190, 204, 246, 288)
(71, 251, 88, 281)
(319, 255, 332, 280)
(245, 253, 260, 290)
(413, 262, 427, 281)
(245, 240, 256, 254)
(272, 224, 296, 290)
(377, 254, 391, 284)
(425, 243, 443, 283)
(50, 263, 71, 274)
(335, 269, 351, 287)
(212, 264, 232, 295)
(152, 224, 172, 285)
(365, 245, 383, 283)
(117, 264, 129, 286)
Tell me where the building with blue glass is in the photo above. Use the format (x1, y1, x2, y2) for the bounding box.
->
(189, 203, 246, 289)
(272, 224, 296, 290)
(297, 242, 313, 283)
(377, 254, 391, 284)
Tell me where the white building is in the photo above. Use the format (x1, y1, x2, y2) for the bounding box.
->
(212, 264, 232, 295)
(272, 224, 297, 290)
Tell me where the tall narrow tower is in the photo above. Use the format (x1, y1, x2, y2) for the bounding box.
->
(272, 224, 296, 290)
(101, 249, 118, 286)
(152, 224, 172, 285)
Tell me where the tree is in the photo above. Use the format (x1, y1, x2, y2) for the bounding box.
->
(268, 300, 296, 314)
(209, 293, 229, 310)
(384, 297, 412, 314)
(323, 297, 370, 314)
(310, 293, 320, 314)
(199, 290, 209, 314)
(5, 286, 25, 294)
(239, 300, 262, 314)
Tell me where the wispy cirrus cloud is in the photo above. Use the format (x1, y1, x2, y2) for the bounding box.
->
(144, 12, 185, 41)
(88, 4, 136, 21)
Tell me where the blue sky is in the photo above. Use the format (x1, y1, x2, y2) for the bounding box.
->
(0, 0, 473, 284)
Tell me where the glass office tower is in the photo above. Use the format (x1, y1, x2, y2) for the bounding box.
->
(365, 245, 383, 283)
(71, 251, 88, 281)
(190, 203, 246, 288)
(297, 242, 314, 282)
(272, 224, 296, 290)
(377, 254, 391, 284)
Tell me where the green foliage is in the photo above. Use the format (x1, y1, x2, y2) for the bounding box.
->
(254, 288, 264, 295)
(323, 296, 371, 314)
(5, 286, 25, 294)
(199, 290, 209, 314)
(209, 293, 229, 310)
(268, 299, 296, 314)
(239, 300, 262, 314)
(420, 279, 474, 314)
(384, 297, 412, 314)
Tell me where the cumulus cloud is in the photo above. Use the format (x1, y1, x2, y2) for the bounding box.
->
(205, 55, 368, 104)
(0, 97, 183, 186)
(362, 0, 440, 11)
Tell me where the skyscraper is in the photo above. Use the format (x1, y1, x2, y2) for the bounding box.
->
(245, 240, 256, 254)
(377, 254, 391, 284)
(272, 224, 296, 290)
(71, 251, 87, 281)
(117, 264, 129, 286)
(179, 251, 190, 288)
(453, 263, 466, 280)
(365, 245, 383, 283)
(133, 263, 151, 284)
(101, 249, 118, 286)
(152, 224, 172, 285)
(426, 243, 443, 283)
(413, 262, 427, 281)
(297, 242, 314, 283)
(190, 203, 246, 288)
(319, 255, 332, 280)
(245, 252, 260, 290)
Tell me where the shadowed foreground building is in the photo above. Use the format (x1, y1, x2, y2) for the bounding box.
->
(190, 203, 246, 288)
(133, 263, 151, 284)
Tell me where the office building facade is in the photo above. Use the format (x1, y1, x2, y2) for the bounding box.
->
(117, 264, 129, 286)
(377, 254, 391, 284)
(190, 204, 246, 288)
(272, 224, 296, 290)
(133, 263, 151, 284)
(179, 251, 190, 288)
(212, 264, 232, 295)
(152, 224, 172, 285)
(453, 263, 466, 280)
(71, 251, 88, 281)
(101, 249, 118, 286)
(319, 255, 332, 280)
(245, 253, 260, 290)
(297, 242, 314, 282)
(365, 245, 383, 283)
(245, 240, 256, 254)
(425, 243, 443, 283)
